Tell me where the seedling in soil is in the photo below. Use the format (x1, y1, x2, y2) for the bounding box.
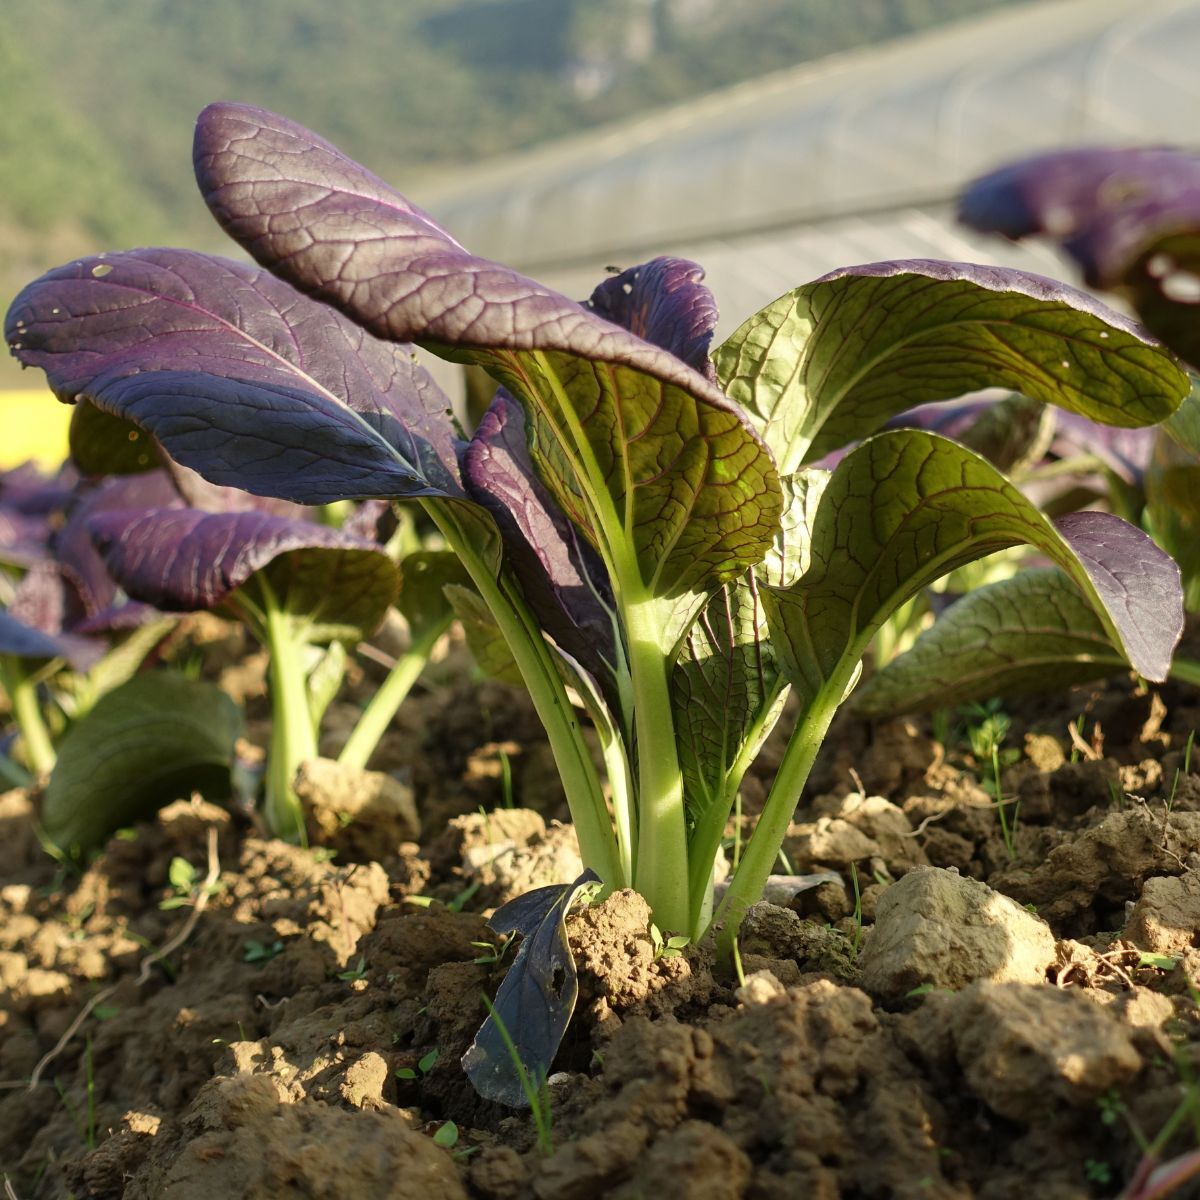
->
(335, 956, 368, 983)
(963, 701, 1021, 859)
(7, 102, 1192, 1103)
(160, 856, 224, 911)
(848, 863, 865, 958)
(242, 939, 284, 964)
(649, 923, 690, 960)
(395, 1047, 440, 1081)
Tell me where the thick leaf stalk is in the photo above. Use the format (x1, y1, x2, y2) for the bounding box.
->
(262, 598, 317, 843)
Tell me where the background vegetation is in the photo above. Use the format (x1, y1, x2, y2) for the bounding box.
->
(1, 0, 1020, 384)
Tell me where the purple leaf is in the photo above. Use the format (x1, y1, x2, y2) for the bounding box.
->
(89, 508, 398, 640)
(959, 147, 1200, 286)
(464, 392, 618, 689)
(960, 148, 1200, 368)
(585, 258, 719, 381)
(54, 471, 184, 625)
(6, 248, 464, 507)
(0, 610, 100, 671)
(1053, 510, 1182, 682)
(194, 104, 781, 603)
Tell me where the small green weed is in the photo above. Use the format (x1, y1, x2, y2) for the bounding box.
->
(649, 923, 690, 960)
(243, 939, 284, 964)
(396, 1047, 439, 1081)
(161, 855, 224, 911)
(482, 996, 554, 1156)
(336, 956, 368, 983)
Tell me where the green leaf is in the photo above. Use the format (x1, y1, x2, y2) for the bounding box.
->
(43, 672, 243, 852)
(432, 1121, 459, 1149)
(1137, 951, 1179, 971)
(257, 546, 397, 644)
(444, 585, 524, 686)
(470, 350, 782, 638)
(69, 400, 158, 475)
(396, 551, 471, 638)
(762, 430, 1182, 712)
(851, 569, 1130, 718)
(713, 261, 1190, 474)
(168, 856, 196, 894)
(672, 575, 787, 821)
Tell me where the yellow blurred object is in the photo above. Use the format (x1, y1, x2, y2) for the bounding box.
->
(0, 390, 71, 469)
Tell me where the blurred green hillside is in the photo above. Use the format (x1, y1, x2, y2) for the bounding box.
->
(1, 0, 1019, 382)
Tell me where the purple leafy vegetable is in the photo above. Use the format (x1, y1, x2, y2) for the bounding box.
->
(6, 248, 463, 507)
(960, 147, 1200, 369)
(194, 103, 781, 608)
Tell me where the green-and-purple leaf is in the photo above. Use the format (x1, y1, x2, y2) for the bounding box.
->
(193, 104, 781, 606)
(90, 508, 398, 641)
(714, 260, 1188, 473)
(763, 430, 1183, 711)
(5, 248, 464, 507)
(850, 569, 1130, 717)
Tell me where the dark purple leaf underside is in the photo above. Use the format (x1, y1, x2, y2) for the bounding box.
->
(464, 392, 618, 690)
(462, 869, 598, 1107)
(89, 507, 395, 624)
(5, 248, 463, 507)
(193, 103, 781, 598)
(585, 258, 719, 381)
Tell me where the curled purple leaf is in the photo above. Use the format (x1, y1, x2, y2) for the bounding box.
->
(464, 392, 618, 691)
(6, 248, 463, 508)
(194, 103, 781, 601)
(585, 258, 719, 381)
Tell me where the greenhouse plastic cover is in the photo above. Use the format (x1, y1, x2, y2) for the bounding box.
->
(414, 0, 1200, 335)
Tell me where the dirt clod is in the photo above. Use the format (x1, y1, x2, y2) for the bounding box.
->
(860, 866, 1056, 1001)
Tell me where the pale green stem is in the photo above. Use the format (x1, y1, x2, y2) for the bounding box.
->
(262, 600, 317, 843)
(338, 617, 449, 770)
(712, 678, 846, 962)
(1169, 656, 1200, 688)
(601, 730, 636, 886)
(626, 595, 690, 933)
(2, 658, 56, 777)
(686, 679, 789, 937)
(425, 503, 623, 890)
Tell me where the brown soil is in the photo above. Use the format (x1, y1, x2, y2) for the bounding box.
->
(3, 671, 1200, 1199)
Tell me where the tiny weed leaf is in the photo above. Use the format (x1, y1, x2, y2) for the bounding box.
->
(462, 868, 598, 1107)
(432, 1121, 459, 1149)
(1138, 952, 1180, 971)
(168, 856, 197, 895)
